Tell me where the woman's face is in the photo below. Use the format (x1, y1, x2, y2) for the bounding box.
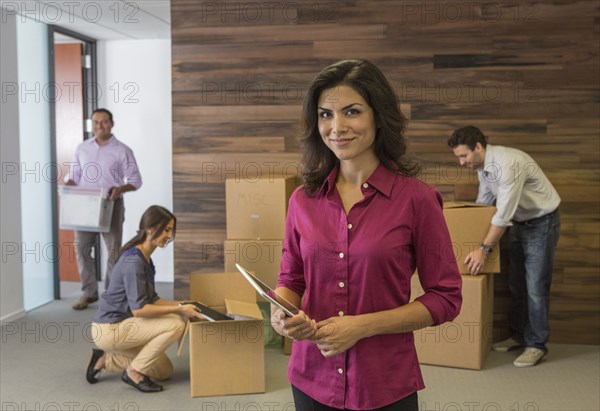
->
(150, 219, 175, 248)
(317, 85, 377, 163)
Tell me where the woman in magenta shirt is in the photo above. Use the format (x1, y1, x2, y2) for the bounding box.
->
(272, 60, 463, 411)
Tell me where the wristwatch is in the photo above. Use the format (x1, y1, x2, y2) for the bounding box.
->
(480, 243, 493, 255)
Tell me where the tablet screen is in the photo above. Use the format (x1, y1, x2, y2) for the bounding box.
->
(235, 263, 299, 317)
(180, 301, 234, 322)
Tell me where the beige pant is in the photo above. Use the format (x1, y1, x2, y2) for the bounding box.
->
(93, 314, 185, 380)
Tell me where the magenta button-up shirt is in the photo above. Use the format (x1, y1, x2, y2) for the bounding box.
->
(278, 164, 462, 410)
(66, 135, 142, 193)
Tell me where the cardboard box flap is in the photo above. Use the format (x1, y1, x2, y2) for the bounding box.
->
(225, 299, 263, 320)
(444, 201, 491, 209)
(177, 301, 260, 357)
(190, 272, 255, 306)
(177, 318, 191, 357)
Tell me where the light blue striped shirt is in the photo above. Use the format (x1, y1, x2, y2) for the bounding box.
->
(477, 144, 561, 226)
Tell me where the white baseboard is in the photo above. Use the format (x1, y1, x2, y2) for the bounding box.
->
(0, 309, 26, 324)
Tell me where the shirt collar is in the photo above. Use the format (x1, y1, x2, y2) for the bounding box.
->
(125, 246, 155, 271)
(93, 134, 116, 147)
(318, 162, 395, 198)
(318, 164, 340, 196)
(365, 163, 395, 198)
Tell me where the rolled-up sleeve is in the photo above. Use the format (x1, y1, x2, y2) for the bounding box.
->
(65, 148, 82, 184)
(491, 162, 526, 227)
(277, 188, 307, 297)
(413, 187, 462, 325)
(122, 147, 142, 190)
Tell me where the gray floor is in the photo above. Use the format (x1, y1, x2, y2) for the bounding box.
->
(0, 282, 598, 411)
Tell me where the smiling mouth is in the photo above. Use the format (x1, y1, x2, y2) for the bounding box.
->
(329, 137, 355, 144)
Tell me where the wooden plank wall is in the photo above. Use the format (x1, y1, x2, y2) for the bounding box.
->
(171, 0, 599, 344)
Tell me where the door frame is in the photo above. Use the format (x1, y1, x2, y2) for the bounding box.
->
(48, 26, 97, 299)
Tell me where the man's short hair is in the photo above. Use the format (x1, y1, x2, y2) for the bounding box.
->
(447, 126, 488, 150)
(92, 108, 114, 125)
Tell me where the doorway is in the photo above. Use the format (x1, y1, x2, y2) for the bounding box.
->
(48, 26, 97, 299)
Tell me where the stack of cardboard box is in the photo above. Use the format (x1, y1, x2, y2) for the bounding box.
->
(180, 178, 298, 397)
(224, 177, 297, 289)
(411, 202, 499, 370)
(224, 177, 298, 353)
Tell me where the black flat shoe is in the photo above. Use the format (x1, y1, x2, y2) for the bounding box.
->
(86, 349, 104, 384)
(121, 371, 163, 393)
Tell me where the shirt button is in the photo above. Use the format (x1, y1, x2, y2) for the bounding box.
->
(338, 368, 344, 374)
(339, 282, 345, 288)
(363, 183, 369, 189)
(347, 223, 353, 230)
(339, 252, 344, 259)
(338, 311, 344, 316)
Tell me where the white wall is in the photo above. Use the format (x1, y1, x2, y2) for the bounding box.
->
(97, 39, 174, 282)
(16, 15, 55, 310)
(0, 10, 25, 321)
(1, 15, 175, 321)
(1, 11, 54, 316)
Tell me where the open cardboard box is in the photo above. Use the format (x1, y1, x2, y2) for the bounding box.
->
(443, 202, 500, 274)
(411, 273, 494, 370)
(179, 272, 265, 397)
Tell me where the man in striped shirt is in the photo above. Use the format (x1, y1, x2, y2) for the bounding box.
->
(449, 125, 561, 367)
(65, 108, 142, 310)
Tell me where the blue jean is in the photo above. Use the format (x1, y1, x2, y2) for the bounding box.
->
(508, 209, 560, 352)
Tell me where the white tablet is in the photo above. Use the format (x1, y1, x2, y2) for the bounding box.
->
(235, 263, 299, 317)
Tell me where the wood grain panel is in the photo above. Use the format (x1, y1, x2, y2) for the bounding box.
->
(173, 134, 286, 154)
(172, 23, 386, 44)
(172, 0, 600, 344)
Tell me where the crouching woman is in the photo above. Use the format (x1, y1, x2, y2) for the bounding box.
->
(86, 205, 202, 393)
